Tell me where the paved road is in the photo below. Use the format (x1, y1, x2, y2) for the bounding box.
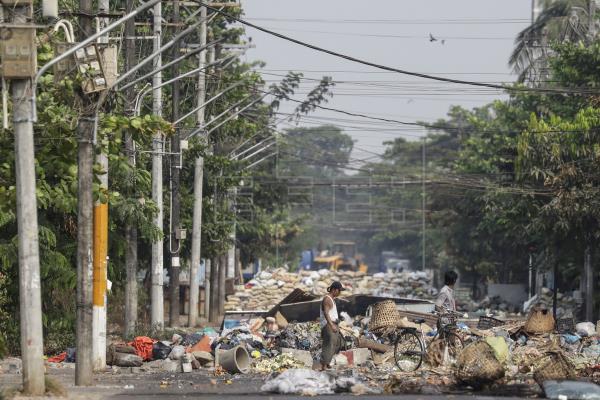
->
(1, 367, 540, 399)
(108, 395, 529, 400)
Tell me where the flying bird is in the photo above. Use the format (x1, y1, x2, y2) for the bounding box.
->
(429, 33, 438, 42)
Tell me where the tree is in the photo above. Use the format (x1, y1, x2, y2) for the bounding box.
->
(510, 0, 596, 82)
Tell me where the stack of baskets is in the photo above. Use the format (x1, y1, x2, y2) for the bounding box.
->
(368, 300, 401, 332)
(533, 351, 575, 385)
(524, 305, 555, 334)
(455, 340, 505, 387)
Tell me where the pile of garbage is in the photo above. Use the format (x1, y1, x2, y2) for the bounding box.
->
(524, 288, 580, 318)
(472, 295, 521, 315)
(278, 321, 322, 358)
(38, 277, 600, 396)
(225, 268, 436, 312)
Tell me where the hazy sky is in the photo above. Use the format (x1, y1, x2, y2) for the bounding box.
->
(239, 0, 532, 165)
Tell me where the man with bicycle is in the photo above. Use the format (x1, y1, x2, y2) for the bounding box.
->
(436, 270, 458, 313)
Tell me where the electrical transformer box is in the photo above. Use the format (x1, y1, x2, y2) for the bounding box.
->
(0, 27, 37, 78)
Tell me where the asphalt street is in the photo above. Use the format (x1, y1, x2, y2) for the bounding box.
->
(0, 366, 541, 399)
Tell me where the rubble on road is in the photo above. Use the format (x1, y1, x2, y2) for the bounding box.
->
(255, 353, 306, 373)
(225, 268, 437, 312)
(29, 267, 600, 396)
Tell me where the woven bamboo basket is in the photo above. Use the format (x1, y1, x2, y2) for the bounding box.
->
(533, 351, 576, 385)
(369, 300, 401, 332)
(524, 306, 555, 334)
(455, 340, 505, 386)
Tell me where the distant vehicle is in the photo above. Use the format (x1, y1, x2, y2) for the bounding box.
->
(380, 251, 410, 273)
(307, 241, 368, 273)
(241, 259, 261, 282)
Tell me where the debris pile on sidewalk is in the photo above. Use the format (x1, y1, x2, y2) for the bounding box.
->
(225, 268, 437, 312)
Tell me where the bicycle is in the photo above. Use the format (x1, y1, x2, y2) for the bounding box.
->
(392, 310, 464, 372)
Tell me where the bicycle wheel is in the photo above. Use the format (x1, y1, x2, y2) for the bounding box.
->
(443, 332, 464, 363)
(394, 330, 424, 372)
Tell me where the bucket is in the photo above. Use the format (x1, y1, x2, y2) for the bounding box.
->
(217, 346, 250, 374)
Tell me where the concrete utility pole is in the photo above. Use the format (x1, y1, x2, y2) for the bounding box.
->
(421, 137, 426, 271)
(589, 0, 597, 40)
(218, 253, 226, 316)
(151, 0, 165, 331)
(124, 0, 139, 338)
(189, 157, 204, 326)
(207, 45, 221, 324)
(92, 0, 110, 371)
(7, 2, 45, 393)
(227, 189, 236, 277)
(227, 187, 236, 279)
(204, 259, 211, 319)
(209, 257, 219, 322)
(76, 0, 96, 386)
(584, 246, 593, 321)
(169, 0, 182, 327)
(531, 0, 542, 23)
(189, 4, 207, 327)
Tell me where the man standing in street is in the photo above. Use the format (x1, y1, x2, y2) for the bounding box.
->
(318, 281, 345, 370)
(436, 270, 458, 312)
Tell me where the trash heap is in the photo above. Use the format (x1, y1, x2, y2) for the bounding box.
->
(524, 288, 580, 318)
(39, 294, 600, 395)
(278, 321, 322, 359)
(225, 268, 436, 312)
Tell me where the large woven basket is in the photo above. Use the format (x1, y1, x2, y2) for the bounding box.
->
(369, 300, 401, 332)
(455, 340, 504, 386)
(533, 351, 576, 386)
(524, 306, 555, 334)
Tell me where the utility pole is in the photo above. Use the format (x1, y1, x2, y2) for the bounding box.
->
(227, 188, 236, 278)
(189, 157, 204, 326)
(189, 4, 208, 327)
(169, 0, 182, 327)
(589, 0, 596, 41)
(531, 0, 541, 23)
(151, 0, 165, 330)
(584, 246, 593, 321)
(209, 257, 219, 323)
(76, 0, 96, 386)
(216, 253, 227, 320)
(92, 0, 110, 371)
(124, 0, 139, 338)
(204, 259, 211, 319)
(5, 0, 45, 393)
(422, 137, 426, 271)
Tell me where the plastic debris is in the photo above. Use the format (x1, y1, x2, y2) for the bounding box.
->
(168, 345, 186, 360)
(261, 368, 334, 395)
(577, 322, 597, 337)
(129, 336, 154, 361)
(485, 336, 509, 363)
(543, 380, 600, 400)
(152, 341, 171, 360)
(261, 368, 374, 395)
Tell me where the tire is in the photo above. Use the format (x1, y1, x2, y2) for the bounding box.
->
(443, 332, 464, 363)
(394, 330, 424, 372)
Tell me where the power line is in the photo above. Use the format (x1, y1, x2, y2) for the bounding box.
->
(197, 1, 598, 96)
(258, 26, 516, 41)
(244, 17, 530, 25)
